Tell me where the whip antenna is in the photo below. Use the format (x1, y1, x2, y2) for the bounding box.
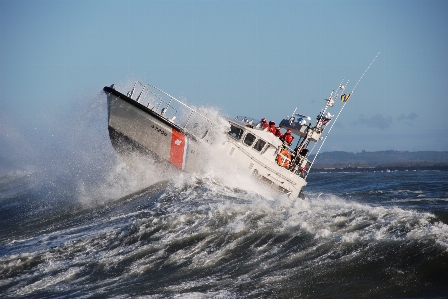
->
(306, 52, 380, 178)
(349, 51, 380, 97)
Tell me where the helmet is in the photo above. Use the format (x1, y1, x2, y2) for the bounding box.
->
(262, 118, 267, 122)
(287, 129, 292, 133)
(269, 121, 275, 125)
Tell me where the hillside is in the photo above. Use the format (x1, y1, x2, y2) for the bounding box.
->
(310, 151, 448, 165)
(309, 151, 448, 171)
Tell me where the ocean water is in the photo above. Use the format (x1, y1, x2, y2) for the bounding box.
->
(1, 93, 448, 298)
(1, 165, 447, 298)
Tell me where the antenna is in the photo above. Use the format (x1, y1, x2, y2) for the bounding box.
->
(349, 51, 380, 97)
(306, 52, 380, 178)
(307, 78, 348, 156)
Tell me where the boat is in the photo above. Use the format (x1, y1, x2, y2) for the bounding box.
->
(104, 81, 347, 199)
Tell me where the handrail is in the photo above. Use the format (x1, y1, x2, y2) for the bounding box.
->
(125, 81, 214, 139)
(147, 84, 214, 127)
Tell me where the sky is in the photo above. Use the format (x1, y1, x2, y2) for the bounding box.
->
(1, 0, 448, 163)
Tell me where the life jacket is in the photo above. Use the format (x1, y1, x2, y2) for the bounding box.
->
(269, 125, 276, 134)
(282, 133, 294, 145)
(274, 128, 282, 137)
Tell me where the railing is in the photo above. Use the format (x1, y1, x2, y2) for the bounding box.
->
(126, 81, 214, 139)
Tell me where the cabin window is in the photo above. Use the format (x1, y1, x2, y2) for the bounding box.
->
(228, 125, 244, 140)
(243, 133, 256, 146)
(253, 139, 266, 152)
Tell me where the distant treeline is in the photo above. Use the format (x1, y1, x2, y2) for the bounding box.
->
(310, 150, 448, 166)
(311, 162, 448, 172)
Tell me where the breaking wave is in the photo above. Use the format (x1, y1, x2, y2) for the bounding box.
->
(2, 169, 448, 298)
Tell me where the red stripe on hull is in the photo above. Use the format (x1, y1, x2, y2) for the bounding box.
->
(170, 129, 186, 169)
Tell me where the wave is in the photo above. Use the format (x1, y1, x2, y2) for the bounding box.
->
(2, 171, 448, 298)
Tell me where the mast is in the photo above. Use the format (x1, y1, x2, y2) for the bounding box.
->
(305, 52, 381, 178)
(289, 80, 347, 174)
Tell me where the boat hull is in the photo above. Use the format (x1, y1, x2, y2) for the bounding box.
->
(104, 84, 307, 199)
(105, 86, 204, 172)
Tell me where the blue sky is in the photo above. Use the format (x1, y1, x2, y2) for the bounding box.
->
(1, 0, 447, 161)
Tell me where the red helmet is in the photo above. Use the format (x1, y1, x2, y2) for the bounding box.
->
(262, 118, 267, 122)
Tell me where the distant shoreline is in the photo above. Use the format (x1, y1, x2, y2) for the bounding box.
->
(312, 162, 448, 172)
(309, 151, 448, 172)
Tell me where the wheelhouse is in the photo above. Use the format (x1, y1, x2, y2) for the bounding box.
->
(228, 123, 270, 154)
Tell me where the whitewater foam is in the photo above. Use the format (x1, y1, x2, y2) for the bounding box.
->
(157, 176, 448, 251)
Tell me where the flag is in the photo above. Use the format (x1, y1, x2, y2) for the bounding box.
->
(341, 94, 351, 102)
(317, 112, 332, 125)
(321, 118, 331, 125)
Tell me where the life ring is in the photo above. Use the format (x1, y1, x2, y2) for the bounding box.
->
(276, 149, 291, 168)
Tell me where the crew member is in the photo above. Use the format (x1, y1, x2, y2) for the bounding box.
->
(268, 121, 276, 134)
(260, 118, 269, 130)
(281, 128, 294, 145)
(299, 148, 308, 156)
(274, 126, 282, 137)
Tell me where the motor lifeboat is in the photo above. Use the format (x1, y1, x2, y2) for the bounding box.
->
(104, 81, 345, 199)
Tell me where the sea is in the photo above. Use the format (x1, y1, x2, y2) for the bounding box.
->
(1, 93, 448, 299)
